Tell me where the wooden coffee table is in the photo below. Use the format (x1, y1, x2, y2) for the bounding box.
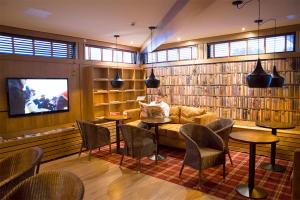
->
(141, 117, 172, 161)
(230, 131, 279, 199)
(256, 121, 295, 172)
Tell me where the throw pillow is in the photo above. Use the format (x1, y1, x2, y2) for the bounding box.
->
(180, 106, 206, 124)
(169, 106, 180, 123)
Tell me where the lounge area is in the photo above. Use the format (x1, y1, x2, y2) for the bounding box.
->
(1, 0, 300, 199)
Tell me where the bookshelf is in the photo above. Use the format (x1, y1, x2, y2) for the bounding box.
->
(84, 65, 146, 120)
(147, 57, 300, 125)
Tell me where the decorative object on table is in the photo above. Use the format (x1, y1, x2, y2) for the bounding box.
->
(119, 124, 157, 172)
(76, 120, 111, 160)
(0, 147, 43, 199)
(145, 26, 160, 88)
(179, 124, 226, 186)
(230, 131, 279, 199)
(255, 121, 295, 172)
(111, 34, 124, 89)
(2, 171, 84, 200)
(206, 118, 234, 165)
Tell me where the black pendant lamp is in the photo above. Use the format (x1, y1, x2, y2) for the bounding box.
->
(111, 35, 124, 89)
(144, 26, 160, 88)
(269, 19, 284, 87)
(245, 0, 271, 88)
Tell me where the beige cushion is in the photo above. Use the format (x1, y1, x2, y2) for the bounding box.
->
(169, 106, 180, 123)
(180, 106, 206, 124)
(160, 124, 183, 139)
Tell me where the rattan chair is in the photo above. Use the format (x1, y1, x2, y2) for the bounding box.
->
(0, 147, 43, 199)
(206, 118, 234, 165)
(119, 124, 157, 172)
(76, 120, 111, 160)
(2, 171, 84, 200)
(179, 123, 226, 186)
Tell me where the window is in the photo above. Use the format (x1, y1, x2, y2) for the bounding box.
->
(85, 45, 136, 64)
(208, 33, 295, 58)
(0, 34, 75, 59)
(167, 49, 178, 61)
(146, 45, 197, 63)
(157, 50, 167, 62)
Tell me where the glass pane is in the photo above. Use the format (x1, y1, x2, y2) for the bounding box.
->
(34, 40, 51, 57)
(147, 52, 156, 63)
(208, 44, 214, 58)
(85, 46, 89, 60)
(167, 49, 178, 61)
(266, 36, 285, 53)
(157, 50, 167, 62)
(0, 35, 13, 54)
(286, 34, 294, 52)
(247, 38, 264, 54)
(90, 47, 101, 60)
(113, 50, 122, 62)
(191, 46, 197, 59)
(123, 51, 133, 63)
(14, 37, 33, 55)
(102, 48, 112, 61)
(214, 43, 229, 57)
(52, 42, 68, 58)
(179, 47, 191, 60)
(230, 40, 246, 56)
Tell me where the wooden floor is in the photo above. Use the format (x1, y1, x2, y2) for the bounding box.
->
(41, 153, 221, 200)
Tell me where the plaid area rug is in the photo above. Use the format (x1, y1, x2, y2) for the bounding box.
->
(93, 145, 293, 200)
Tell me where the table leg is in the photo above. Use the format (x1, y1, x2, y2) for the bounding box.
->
(115, 120, 121, 154)
(260, 128, 285, 172)
(148, 125, 166, 161)
(235, 143, 268, 199)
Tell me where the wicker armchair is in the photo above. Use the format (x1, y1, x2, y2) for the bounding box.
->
(206, 118, 234, 165)
(119, 124, 157, 172)
(76, 120, 111, 160)
(2, 171, 84, 200)
(179, 123, 226, 186)
(0, 147, 43, 199)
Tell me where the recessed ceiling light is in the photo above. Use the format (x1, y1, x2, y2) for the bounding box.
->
(130, 41, 134, 44)
(177, 37, 181, 41)
(287, 15, 296, 20)
(242, 27, 246, 31)
(25, 8, 52, 18)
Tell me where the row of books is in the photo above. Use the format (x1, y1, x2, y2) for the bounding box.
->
(148, 85, 300, 98)
(148, 59, 297, 76)
(148, 95, 299, 111)
(151, 71, 298, 86)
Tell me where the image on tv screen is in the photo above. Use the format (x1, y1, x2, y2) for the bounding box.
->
(7, 78, 69, 116)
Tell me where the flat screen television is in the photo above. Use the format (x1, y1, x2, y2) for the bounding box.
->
(6, 78, 69, 117)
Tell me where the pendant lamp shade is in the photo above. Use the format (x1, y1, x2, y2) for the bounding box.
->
(246, 58, 272, 88)
(145, 68, 160, 88)
(269, 65, 284, 87)
(111, 71, 124, 88)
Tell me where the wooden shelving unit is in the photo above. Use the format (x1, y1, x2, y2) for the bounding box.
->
(147, 58, 300, 125)
(83, 65, 146, 120)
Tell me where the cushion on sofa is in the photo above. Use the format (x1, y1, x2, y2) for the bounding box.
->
(180, 106, 206, 124)
(169, 106, 180, 123)
(159, 124, 183, 139)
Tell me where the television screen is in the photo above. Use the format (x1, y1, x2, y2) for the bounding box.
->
(7, 78, 69, 117)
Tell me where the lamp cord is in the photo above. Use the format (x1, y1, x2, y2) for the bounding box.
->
(257, 0, 260, 59)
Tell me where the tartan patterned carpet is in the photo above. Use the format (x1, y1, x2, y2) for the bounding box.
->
(93, 145, 293, 200)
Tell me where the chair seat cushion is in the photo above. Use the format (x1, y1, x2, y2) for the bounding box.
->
(199, 147, 224, 169)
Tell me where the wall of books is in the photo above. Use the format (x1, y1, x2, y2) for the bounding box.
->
(147, 58, 300, 125)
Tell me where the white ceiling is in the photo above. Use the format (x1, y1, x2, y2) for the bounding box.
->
(0, 0, 300, 49)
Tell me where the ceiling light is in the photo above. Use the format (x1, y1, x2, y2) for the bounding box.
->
(130, 41, 134, 45)
(25, 8, 52, 18)
(242, 27, 246, 31)
(177, 37, 181, 41)
(111, 35, 124, 89)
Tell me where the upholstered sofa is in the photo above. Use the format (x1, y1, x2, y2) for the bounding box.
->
(123, 106, 218, 149)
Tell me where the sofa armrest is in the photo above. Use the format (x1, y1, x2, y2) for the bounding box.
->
(123, 108, 140, 123)
(293, 149, 300, 200)
(195, 112, 218, 125)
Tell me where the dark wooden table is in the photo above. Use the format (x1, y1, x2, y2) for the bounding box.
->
(230, 131, 279, 199)
(141, 117, 172, 161)
(104, 115, 128, 154)
(256, 121, 295, 172)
